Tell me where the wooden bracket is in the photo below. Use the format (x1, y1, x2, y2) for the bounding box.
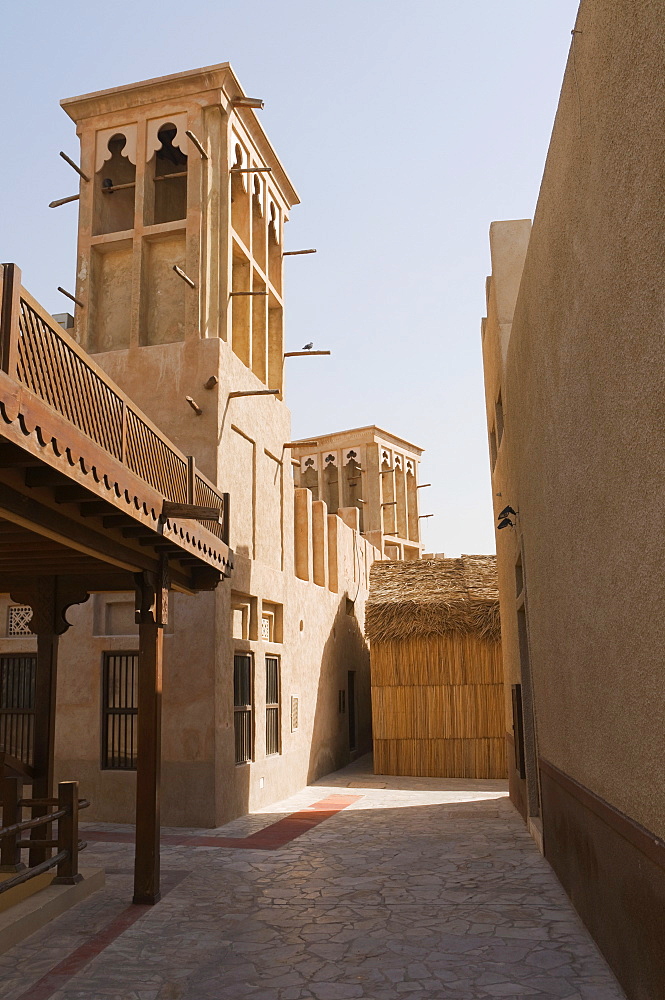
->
(9, 577, 90, 636)
(134, 562, 169, 628)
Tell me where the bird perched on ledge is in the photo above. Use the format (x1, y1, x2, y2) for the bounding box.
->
(302, 342, 314, 350)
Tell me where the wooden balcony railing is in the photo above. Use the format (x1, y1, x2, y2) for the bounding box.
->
(0, 776, 89, 892)
(0, 264, 229, 544)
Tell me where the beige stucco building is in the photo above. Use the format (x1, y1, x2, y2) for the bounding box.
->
(0, 64, 391, 830)
(292, 426, 425, 561)
(480, 3, 665, 997)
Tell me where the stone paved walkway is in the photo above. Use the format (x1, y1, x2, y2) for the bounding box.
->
(0, 756, 626, 999)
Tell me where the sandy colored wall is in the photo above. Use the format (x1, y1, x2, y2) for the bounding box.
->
(30, 334, 379, 828)
(482, 0, 665, 840)
(481, 5, 665, 992)
(371, 634, 505, 779)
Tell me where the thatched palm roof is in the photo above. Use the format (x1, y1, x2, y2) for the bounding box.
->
(366, 555, 500, 643)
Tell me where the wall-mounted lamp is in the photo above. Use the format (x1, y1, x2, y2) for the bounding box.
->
(497, 504, 518, 529)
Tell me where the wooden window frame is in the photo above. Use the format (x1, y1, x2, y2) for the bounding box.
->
(265, 655, 281, 756)
(101, 651, 139, 771)
(234, 652, 254, 765)
(0, 654, 36, 766)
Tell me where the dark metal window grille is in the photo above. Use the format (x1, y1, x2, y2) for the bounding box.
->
(265, 656, 280, 756)
(234, 654, 253, 764)
(0, 655, 36, 766)
(102, 652, 138, 770)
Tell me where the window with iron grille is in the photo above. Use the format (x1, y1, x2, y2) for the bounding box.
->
(234, 654, 253, 764)
(0, 655, 36, 765)
(102, 652, 138, 770)
(265, 656, 280, 756)
(7, 606, 33, 637)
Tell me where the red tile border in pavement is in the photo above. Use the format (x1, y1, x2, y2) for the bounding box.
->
(10, 871, 190, 1000)
(8, 797, 360, 1000)
(85, 793, 361, 850)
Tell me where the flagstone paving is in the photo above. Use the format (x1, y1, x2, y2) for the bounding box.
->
(0, 756, 626, 999)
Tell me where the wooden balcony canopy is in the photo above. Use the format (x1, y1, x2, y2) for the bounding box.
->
(0, 263, 233, 595)
(0, 262, 234, 906)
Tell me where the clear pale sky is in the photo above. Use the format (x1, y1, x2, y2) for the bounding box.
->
(0, 0, 580, 555)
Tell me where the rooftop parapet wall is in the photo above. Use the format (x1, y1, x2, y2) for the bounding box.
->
(293, 487, 380, 596)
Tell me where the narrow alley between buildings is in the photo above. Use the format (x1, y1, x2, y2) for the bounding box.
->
(0, 757, 624, 1000)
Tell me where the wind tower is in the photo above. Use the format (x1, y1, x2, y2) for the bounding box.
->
(60, 64, 299, 478)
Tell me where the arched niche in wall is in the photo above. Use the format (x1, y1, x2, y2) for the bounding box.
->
(394, 453, 407, 538)
(145, 115, 188, 225)
(381, 454, 396, 536)
(323, 454, 339, 513)
(268, 200, 282, 294)
(252, 174, 267, 272)
(300, 456, 319, 501)
(94, 125, 137, 235)
(343, 449, 364, 532)
(406, 459, 419, 541)
(230, 139, 250, 247)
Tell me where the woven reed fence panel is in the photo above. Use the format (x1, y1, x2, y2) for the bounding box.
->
(371, 634, 506, 778)
(374, 737, 506, 779)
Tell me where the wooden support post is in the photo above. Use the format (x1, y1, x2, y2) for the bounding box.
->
(0, 776, 24, 872)
(133, 563, 169, 905)
(222, 493, 230, 547)
(30, 627, 60, 866)
(8, 577, 89, 867)
(53, 780, 82, 884)
(0, 263, 21, 375)
(186, 456, 195, 505)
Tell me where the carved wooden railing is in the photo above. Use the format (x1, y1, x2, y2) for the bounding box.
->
(195, 471, 230, 541)
(0, 263, 228, 541)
